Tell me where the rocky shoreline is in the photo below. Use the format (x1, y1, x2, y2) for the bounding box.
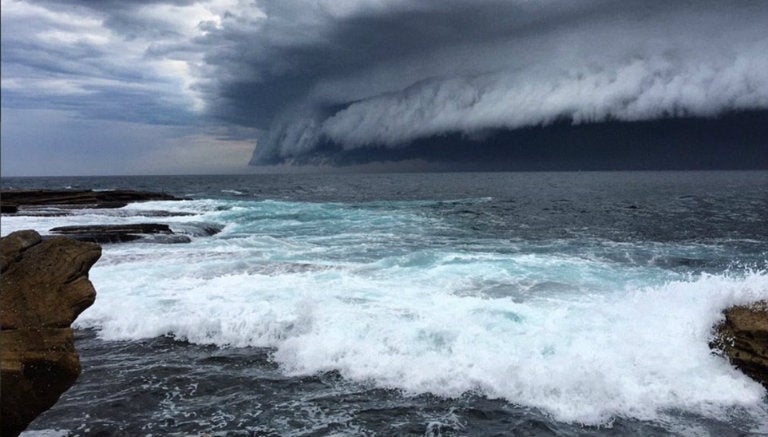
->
(0, 189, 209, 433)
(0, 230, 101, 437)
(1, 189, 765, 434)
(0, 189, 184, 213)
(0, 189, 215, 244)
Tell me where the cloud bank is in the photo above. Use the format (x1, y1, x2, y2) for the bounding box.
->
(194, 0, 768, 164)
(3, 0, 767, 169)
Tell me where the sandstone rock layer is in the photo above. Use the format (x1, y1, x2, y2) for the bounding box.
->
(1, 230, 101, 437)
(713, 301, 768, 389)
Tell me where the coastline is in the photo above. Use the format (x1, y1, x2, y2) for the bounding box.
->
(2, 174, 767, 436)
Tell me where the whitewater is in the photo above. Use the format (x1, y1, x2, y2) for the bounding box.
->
(2, 171, 767, 436)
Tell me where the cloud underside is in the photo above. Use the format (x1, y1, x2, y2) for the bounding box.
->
(265, 110, 768, 170)
(230, 0, 768, 165)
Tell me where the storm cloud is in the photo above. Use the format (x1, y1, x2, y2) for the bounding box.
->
(3, 0, 767, 171)
(193, 0, 768, 164)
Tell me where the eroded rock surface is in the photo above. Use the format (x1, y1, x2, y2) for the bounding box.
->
(712, 300, 768, 388)
(0, 230, 101, 437)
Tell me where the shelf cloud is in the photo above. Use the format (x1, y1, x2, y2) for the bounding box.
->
(197, 0, 768, 164)
(3, 0, 767, 170)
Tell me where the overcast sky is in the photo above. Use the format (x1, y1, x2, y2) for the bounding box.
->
(2, 0, 767, 176)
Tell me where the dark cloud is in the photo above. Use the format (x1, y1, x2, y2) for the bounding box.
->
(3, 0, 767, 171)
(190, 0, 768, 165)
(285, 110, 768, 170)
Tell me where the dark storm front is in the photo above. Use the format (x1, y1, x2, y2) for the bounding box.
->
(4, 171, 767, 437)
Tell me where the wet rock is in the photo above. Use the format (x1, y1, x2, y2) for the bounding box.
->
(122, 210, 195, 218)
(1, 189, 183, 214)
(1, 203, 18, 213)
(711, 300, 768, 388)
(47, 233, 146, 244)
(171, 222, 224, 238)
(202, 225, 223, 236)
(1, 230, 101, 437)
(51, 223, 173, 235)
(136, 234, 192, 244)
(48, 223, 188, 244)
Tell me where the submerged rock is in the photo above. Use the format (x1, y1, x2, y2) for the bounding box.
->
(0, 230, 101, 437)
(170, 222, 224, 237)
(711, 300, 768, 388)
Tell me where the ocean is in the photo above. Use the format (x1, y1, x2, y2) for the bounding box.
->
(2, 171, 767, 436)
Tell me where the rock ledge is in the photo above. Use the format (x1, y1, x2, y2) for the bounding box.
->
(1, 189, 183, 213)
(0, 230, 101, 437)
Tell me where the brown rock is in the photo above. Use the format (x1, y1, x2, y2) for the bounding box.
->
(712, 300, 768, 388)
(1, 230, 101, 437)
(0, 230, 42, 273)
(1, 233, 101, 330)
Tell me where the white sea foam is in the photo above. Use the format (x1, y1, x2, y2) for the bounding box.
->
(77, 248, 768, 426)
(221, 189, 246, 195)
(0, 201, 212, 237)
(19, 430, 69, 437)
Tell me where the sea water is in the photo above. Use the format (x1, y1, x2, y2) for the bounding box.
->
(2, 171, 767, 436)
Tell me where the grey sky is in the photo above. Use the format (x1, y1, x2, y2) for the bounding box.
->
(2, 0, 767, 175)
